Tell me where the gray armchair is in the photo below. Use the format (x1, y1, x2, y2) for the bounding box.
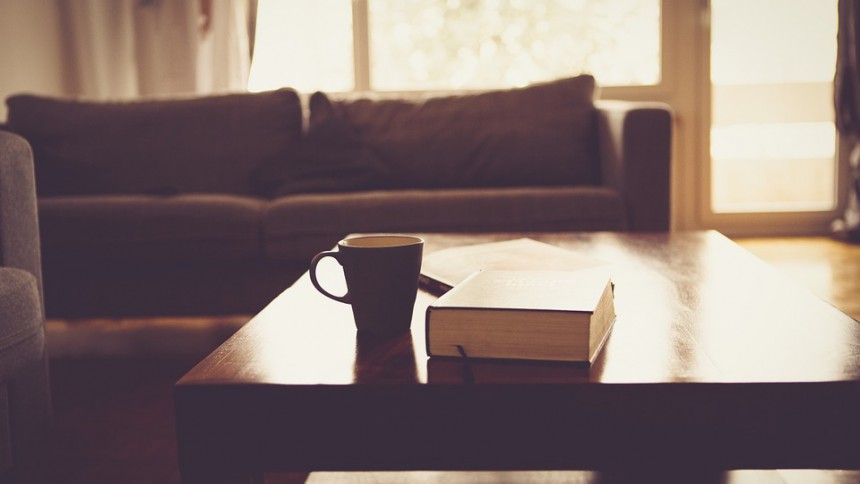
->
(0, 131, 51, 482)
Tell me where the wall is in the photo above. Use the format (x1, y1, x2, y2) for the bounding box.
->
(0, 0, 70, 120)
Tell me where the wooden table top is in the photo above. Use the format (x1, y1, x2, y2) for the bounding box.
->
(178, 230, 860, 387)
(175, 231, 860, 479)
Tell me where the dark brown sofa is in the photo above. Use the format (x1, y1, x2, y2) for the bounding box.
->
(2, 75, 672, 318)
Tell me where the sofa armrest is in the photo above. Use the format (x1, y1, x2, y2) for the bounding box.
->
(595, 100, 673, 231)
(0, 131, 43, 305)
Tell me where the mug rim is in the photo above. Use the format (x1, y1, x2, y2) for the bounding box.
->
(340, 234, 424, 249)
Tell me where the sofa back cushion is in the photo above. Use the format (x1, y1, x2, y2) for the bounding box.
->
(312, 75, 600, 189)
(5, 89, 302, 196)
(250, 91, 394, 197)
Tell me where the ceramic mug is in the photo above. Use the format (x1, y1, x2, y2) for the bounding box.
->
(310, 234, 424, 334)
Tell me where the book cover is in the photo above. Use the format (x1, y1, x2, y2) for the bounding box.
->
(425, 269, 615, 363)
(419, 238, 607, 294)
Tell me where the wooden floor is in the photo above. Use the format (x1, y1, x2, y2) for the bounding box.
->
(733, 236, 860, 321)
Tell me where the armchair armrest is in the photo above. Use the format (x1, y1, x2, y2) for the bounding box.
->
(595, 100, 673, 231)
(0, 131, 43, 305)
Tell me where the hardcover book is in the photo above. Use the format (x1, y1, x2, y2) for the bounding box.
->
(425, 269, 616, 363)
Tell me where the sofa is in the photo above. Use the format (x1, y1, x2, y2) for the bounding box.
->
(1, 75, 672, 318)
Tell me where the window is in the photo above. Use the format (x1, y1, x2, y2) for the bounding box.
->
(368, 0, 660, 90)
(248, 0, 661, 92)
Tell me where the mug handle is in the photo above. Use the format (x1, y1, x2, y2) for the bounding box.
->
(309, 251, 352, 304)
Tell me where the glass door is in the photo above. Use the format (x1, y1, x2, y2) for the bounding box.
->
(709, 0, 838, 216)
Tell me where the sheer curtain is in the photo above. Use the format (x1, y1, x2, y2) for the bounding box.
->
(58, 0, 252, 99)
(835, 0, 860, 241)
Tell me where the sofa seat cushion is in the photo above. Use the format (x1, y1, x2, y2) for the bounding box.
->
(263, 186, 625, 262)
(39, 195, 265, 262)
(314, 75, 600, 190)
(5, 89, 302, 196)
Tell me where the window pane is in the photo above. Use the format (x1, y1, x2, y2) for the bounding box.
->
(368, 0, 660, 90)
(711, 123, 836, 212)
(248, 0, 353, 92)
(710, 0, 837, 213)
(711, 0, 836, 85)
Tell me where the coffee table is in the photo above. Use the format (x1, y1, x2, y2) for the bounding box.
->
(174, 231, 860, 483)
